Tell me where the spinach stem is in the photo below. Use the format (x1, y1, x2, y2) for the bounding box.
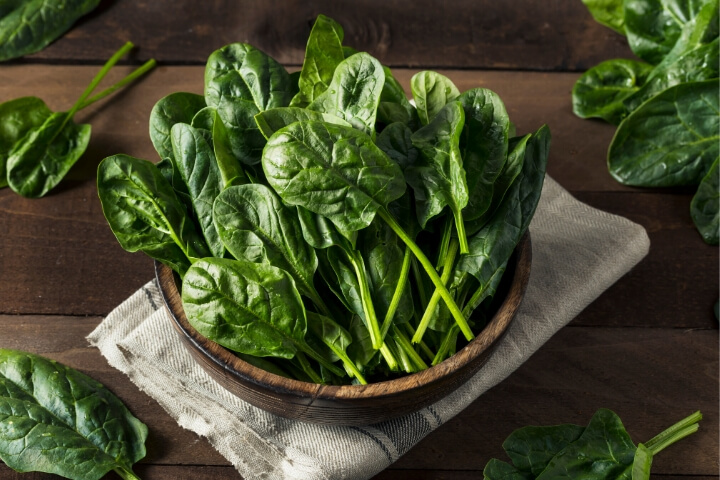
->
(402, 323, 436, 362)
(411, 257, 429, 309)
(379, 246, 412, 340)
(325, 344, 367, 385)
(113, 467, 142, 480)
(413, 238, 459, 344)
(78, 59, 157, 111)
(436, 216, 453, 270)
(388, 337, 414, 373)
(645, 411, 702, 455)
(347, 249, 383, 349)
(295, 351, 323, 384)
(378, 208, 474, 341)
(392, 326, 428, 371)
(451, 206, 469, 255)
(432, 325, 460, 366)
(380, 342, 399, 371)
(295, 341, 344, 377)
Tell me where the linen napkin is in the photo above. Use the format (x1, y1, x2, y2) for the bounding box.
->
(87, 176, 650, 480)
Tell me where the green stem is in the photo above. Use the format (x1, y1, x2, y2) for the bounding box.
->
(295, 351, 323, 384)
(645, 411, 703, 455)
(380, 246, 412, 340)
(380, 341, 399, 371)
(411, 257, 429, 309)
(378, 208, 474, 341)
(413, 238, 459, 344)
(432, 325, 460, 366)
(347, 249, 383, 349)
(402, 323, 436, 362)
(388, 337, 414, 373)
(392, 326, 428, 371)
(295, 341, 344, 377)
(114, 466, 142, 480)
(436, 215, 453, 270)
(78, 59, 157, 111)
(451, 206, 469, 255)
(326, 345, 367, 385)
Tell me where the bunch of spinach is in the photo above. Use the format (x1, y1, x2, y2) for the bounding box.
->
(0, 0, 100, 62)
(484, 408, 702, 480)
(0, 349, 148, 480)
(574, 0, 719, 245)
(97, 15, 550, 385)
(0, 41, 155, 197)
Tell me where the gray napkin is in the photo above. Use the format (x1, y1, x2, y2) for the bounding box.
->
(87, 176, 649, 480)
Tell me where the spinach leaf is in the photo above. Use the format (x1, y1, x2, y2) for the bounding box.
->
(97, 154, 210, 276)
(204, 43, 292, 112)
(483, 459, 533, 480)
(690, 158, 719, 245)
(367, 242, 414, 327)
(0, 96, 52, 189)
(377, 67, 418, 129)
(411, 71, 461, 125)
(296, 206, 357, 250)
(624, 0, 713, 64)
(503, 424, 585, 476)
(149, 92, 206, 161)
(290, 14, 345, 107)
(307, 311, 367, 384)
(537, 409, 637, 479)
(262, 120, 406, 233)
(6, 111, 91, 198)
(572, 59, 654, 125)
(254, 107, 351, 140)
(581, 0, 625, 35)
(0, 349, 147, 480)
(458, 88, 511, 222)
(213, 184, 325, 310)
(308, 52, 386, 137)
(0, 0, 100, 62)
(171, 123, 225, 257)
(213, 96, 267, 166)
(375, 121, 419, 171)
(211, 109, 250, 187)
(407, 101, 469, 250)
(631, 444, 653, 480)
(608, 80, 719, 187)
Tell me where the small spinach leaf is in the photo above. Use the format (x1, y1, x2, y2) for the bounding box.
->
(690, 158, 719, 245)
(411, 71, 461, 125)
(149, 92, 207, 161)
(581, 0, 626, 35)
(503, 424, 585, 476)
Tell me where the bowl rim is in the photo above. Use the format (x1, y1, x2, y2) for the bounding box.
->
(156, 232, 532, 401)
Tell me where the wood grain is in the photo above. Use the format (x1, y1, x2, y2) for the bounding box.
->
(17, 0, 634, 71)
(0, 66, 715, 328)
(0, 316, 716, 476)
(156, 234, 530, 425)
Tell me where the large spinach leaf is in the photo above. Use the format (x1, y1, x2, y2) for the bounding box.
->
(170, 123, 225, 257)
(308, 52, 385, 137)
(149, 92, 206, 161)
(213, 184, 324, 308)
(581, 0, 625, 34)
(290, 14, 345, 107)
(262, 120, 406, 232)
(0, 96, 52, 189)
(97, 154, 210, 276)
(377, 67, 418, 129)
(690, 158, 719, 245)
(608, 80, 719, 187)
(0, 349, 147, 480)
(572, 59, 654, 125)
(503, 424, 586, 476)
(0, 0, 100, 62)
(254, 107, 351, 140)
(411, 71, 460, 125)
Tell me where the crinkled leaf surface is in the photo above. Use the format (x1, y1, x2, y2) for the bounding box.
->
(308, 53, 385, 137)
(213, 184, 320, 298)
(262, 121, 406, 232)
(254, 107, 351, 140)
(690, 157, 719, 244)
(0, 349, 147, 480)
(6, 112, 90, 198)
(572, 59, 653, 124)
(149, 92, 206, 160)
(608, 80, 719, 187)
(0, 96, 52, 189)
(171, 123, 225, 257)
(97, 154, 209, 276)
(0, 0, 100, 61)
(182, 258, 306, 359)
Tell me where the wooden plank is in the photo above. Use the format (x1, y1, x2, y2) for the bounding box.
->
(1, 316, 717, 475)
(1, 66, 714, 325)
(20, 0, 634, 71)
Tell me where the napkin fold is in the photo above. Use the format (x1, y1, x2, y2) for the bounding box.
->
(88, 177, 649, 480)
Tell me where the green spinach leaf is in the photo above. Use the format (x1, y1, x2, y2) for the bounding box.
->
(503, 424, 585, 476)
(149, 92, 206, 161)
(608, 80, 719, 187)
(581, 0, 625, 35)
(411, 71, 461, 125)
(254, 107, 351, 140)
(0, 0, 100, 62)
(690, 158, 719, 244)
(0, 349, 147, 480)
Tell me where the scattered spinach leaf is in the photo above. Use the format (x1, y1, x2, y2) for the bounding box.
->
(690, 158, 719, 245)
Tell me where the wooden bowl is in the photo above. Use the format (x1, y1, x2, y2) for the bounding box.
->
(156, 233, 531, 425)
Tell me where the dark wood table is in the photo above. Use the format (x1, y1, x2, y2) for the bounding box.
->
(1, 2, 717, 479)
